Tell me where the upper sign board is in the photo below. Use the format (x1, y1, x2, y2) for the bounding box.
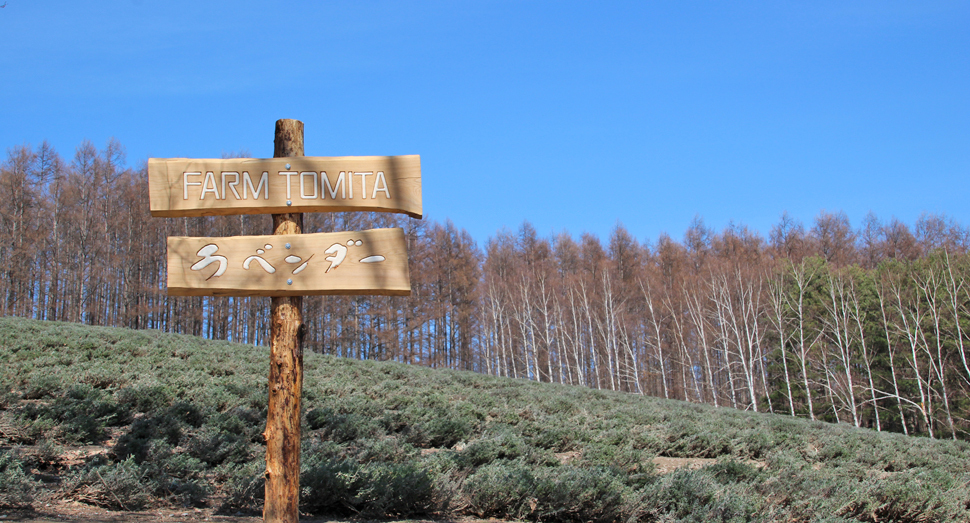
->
(149, 155, 422, 218)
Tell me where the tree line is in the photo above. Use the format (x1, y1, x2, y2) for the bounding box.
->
(2, 139, 970, 439)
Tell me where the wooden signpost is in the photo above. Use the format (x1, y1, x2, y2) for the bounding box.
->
(148, 119, 421, 523)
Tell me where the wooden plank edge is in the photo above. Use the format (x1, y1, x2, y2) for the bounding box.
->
(149, 205, 423, 219)
(166, 287, 412, 297)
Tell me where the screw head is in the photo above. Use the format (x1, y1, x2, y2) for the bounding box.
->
(285, 243, 291, 249)
(285, 163, 291, 169)
(286, 200, 292, 206)
(286, 279, 293, 285)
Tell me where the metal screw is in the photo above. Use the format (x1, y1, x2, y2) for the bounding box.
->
(285, 163, 291, 169)
(286, 200, 292, 206)
(285, 243, 291, 249)
(286, 279, 293, 285)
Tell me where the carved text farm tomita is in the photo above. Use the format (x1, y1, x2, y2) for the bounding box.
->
(181, 170, 393, 201)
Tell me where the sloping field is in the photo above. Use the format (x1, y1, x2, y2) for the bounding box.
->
(1, 317, 969, 522)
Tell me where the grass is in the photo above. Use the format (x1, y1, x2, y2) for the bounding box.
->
(1, 316, 969, 521)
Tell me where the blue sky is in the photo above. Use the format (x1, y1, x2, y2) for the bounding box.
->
(2, 1, 967, 247)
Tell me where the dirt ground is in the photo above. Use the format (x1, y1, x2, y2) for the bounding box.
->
(1, 501, 254, 523)
(650, 456, 765, 474)
(0, 501, 498, 523)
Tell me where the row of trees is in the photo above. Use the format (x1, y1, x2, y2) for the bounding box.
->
(0, 140, 479, 359)
(2, 140, 969, 439)
(479, 221, 970, 439)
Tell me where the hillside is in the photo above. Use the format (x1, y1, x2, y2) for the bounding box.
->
(1, 317, 969, 522)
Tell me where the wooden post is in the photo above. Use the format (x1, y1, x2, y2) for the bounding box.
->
(264, 119, 305, 523)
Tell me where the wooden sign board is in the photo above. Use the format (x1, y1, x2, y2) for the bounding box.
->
(149, 155, 422, 218)
(167, 228, 410, 297)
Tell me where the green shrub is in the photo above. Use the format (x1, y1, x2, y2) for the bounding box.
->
(211, 407, 264, 443)
(425, 457, 464, 513)
(348, 461, 434, 516)
(17, 416, 56, 444)
(34, 438, 64, 466)
(458, 427, 528, 467)
(417, 411, 474, 448)
(186, 425, 253, 466)
(707, 460, 764, 484)
(835, 468, 970, 523)
(107, 437, 209, 507)
(116, 385, 172, 414)
(153, 473, 209, 508)
(353, 437, 418, 464)
(463, 462, 536, 519)
(19, 384, 129, 444)
(0, 451, 36, 508)
(70, 457, 153, 511)
(526, 423, 576, 451)
(217, 382, 267, 411)
(298, 457, 356, 513)
(738, 429, 773, 458)
(113, 415, 183, 462)
(0, 391, 20, 408)
(670, 429, 735, 458)
(307, 407, 383, 443)
(167, 400, 205, 428)
(219, 462, 264, 514)
(531, 467, 627, 523)
(634, 467, 761, 522)
(301, 437, 344, 462)
(378, 409, 408, 434)
(23, 375, 61, 400)
(299, 458, 433, 517)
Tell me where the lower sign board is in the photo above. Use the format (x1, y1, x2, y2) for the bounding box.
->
(167, 228, 410, 297)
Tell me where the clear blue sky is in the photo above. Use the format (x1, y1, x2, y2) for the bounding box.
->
(2, 1, 968, 247)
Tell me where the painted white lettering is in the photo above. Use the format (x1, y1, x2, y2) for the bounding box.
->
(372, 171, 391, 199)
(279, 171, 298, 199)
(300, 171, 318, 199)
(321, 171, 347, 199)
(354, 171, 372, 200)
(222, 172, 241, 200)
(191, 244, 228, 279)
(242, 171, 268, 200)
(183, 172, 201, 200)
(200, 171, 220, 200)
